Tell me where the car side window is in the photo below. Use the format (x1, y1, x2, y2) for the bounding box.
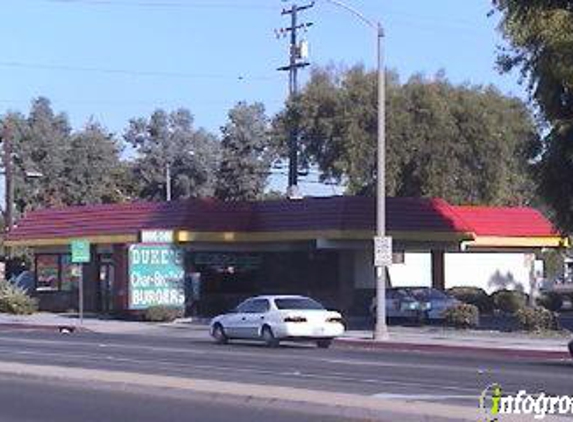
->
(235, 300, 253, 313)
(246, 299, 269, 314)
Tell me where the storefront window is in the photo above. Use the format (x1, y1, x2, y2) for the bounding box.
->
(61, 255, 81, 291)
(36, 255, 60, 291)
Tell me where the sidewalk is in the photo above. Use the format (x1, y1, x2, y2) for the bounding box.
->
(335, 326, 572, 359)
(0, 312, 205, 336)
(0, 312, 571, 359)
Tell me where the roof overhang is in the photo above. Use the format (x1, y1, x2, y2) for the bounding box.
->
(461, 235, 569, 251)
(5, 229, 473, 248)
(5, 234, 138, 248)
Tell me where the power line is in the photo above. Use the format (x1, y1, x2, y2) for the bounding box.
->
(0, 60, 280, 82)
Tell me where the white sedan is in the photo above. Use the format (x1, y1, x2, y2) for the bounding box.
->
(209, 295, 345, 348)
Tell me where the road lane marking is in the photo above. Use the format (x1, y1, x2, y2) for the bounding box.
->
(372, 393, 476, 401)
(0, 335, 568, 382)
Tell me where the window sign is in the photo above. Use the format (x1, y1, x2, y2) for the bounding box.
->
(71, 240, 91, 264)
(128, 244, 185, 310)
(36, 255, 60, 291)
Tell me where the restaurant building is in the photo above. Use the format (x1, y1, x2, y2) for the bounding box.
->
(5, 196, 567, 316)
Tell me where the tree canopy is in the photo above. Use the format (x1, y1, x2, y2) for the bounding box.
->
(493, 0, 573, 229)
(2, 98, 126, 215)
(124, 108, 219, 201)
(215, 102, 272, 201)
(273, 66, 539, 205)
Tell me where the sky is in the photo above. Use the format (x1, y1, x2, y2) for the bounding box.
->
(0, 0, 523, 196)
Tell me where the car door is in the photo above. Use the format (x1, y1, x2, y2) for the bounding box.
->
(242, 299, 270, 339)
(224, 299, 253, 338)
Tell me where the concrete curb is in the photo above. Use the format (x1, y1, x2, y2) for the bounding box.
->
(334, 338, 571, 360)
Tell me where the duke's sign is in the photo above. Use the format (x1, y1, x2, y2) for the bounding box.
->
(128, 244, 185, 310)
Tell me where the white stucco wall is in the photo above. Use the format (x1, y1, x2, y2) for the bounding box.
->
(380, 252, 535, 294)
(388, 253, 433, 288)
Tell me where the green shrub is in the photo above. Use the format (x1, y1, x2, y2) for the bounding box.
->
(515, 307, 558, 332)
(443, 304, 479, 329)
(492, 290, 527, 314)
(0, 280, 38, 315)
(536, 292, 563, 312)
(447, 286, 494, 313)
(143, 306, 184, 322)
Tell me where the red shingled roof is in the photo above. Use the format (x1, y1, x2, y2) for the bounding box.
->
(7, 196, 474, 242)
(450, 206, 559, 238)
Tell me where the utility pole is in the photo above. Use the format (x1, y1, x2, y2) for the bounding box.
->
(277, 2, 314, 199)
(2, 124, 13, 235)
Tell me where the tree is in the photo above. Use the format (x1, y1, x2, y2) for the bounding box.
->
(2, 98, 128, 215)
(124, 108, 219, 201)
(273, 66, 539, 205)
(215, 102, 272, 201)
(492, 1, 573, 229)
(5, 97, 72, 212)
(62, 121, 127, 205)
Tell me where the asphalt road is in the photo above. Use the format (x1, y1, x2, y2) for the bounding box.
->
(0, 328, 570, 419)
(0, 373, 350, 422)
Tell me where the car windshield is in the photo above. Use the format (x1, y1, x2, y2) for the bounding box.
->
(274, 298, 325, 310)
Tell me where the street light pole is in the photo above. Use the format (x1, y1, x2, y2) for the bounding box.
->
(375, 22, 388, 340)
(323, 0, 388, 340)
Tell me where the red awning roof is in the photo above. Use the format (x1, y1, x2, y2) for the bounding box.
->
(5, 196, 560, 245)
(450, 206, 560, 238)
(6, 196, 472, 243)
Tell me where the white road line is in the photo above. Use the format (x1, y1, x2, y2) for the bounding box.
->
(372, 393, 476, 401)
(0, 335, 568, 382)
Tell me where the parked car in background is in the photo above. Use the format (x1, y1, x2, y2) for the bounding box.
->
(369, 288, 429, 322)
(404, 287, 460, 320)
(9, 270, 35, 292)
(210, 295, 345, 349)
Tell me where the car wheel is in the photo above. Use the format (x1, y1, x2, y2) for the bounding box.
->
(212, 324, 228, 345)
(261, 325, 279, 348)
(316, 339, 332, 349)
(568, 340, 573, 358)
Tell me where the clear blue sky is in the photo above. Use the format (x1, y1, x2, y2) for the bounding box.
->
(0, 0, 522, 195)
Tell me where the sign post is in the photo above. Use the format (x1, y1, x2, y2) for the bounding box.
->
(71, 239, 91, 326)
